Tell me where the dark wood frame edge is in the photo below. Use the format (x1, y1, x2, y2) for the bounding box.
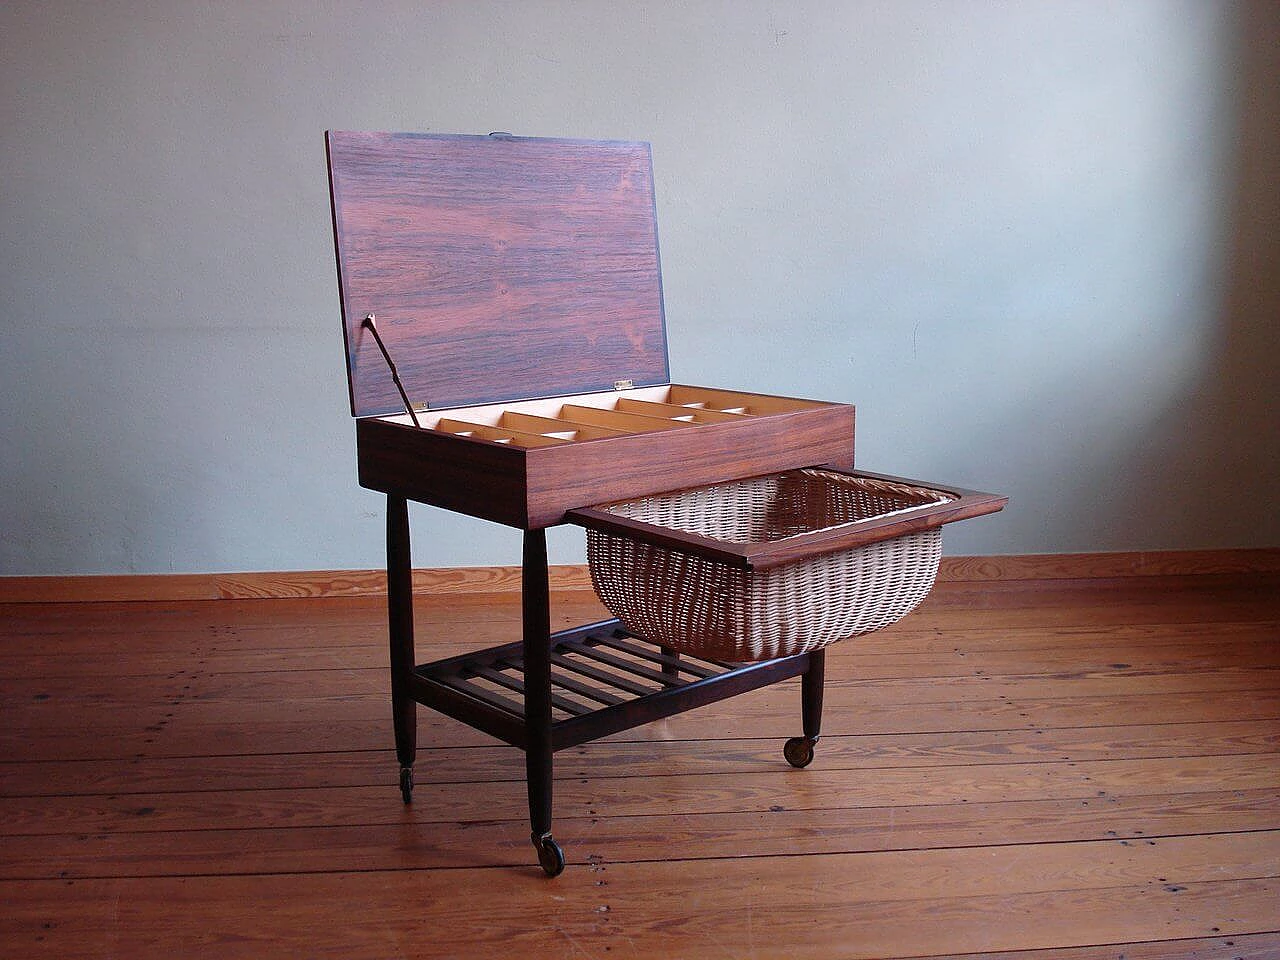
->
(567, 468, 1009, 571)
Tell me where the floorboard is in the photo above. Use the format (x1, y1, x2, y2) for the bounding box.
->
(1, 574, 1277, 958)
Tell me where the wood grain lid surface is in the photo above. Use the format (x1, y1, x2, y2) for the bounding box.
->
(327, 131, 670, 417)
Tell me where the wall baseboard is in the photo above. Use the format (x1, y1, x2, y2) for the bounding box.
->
(937, 548, 1280, 583)
(1, 548, 1276, 604)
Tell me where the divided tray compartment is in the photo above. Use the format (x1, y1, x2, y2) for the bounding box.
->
(355, 383, 855, 529)
(570, 469, 1008, 662)
(411, 384, 826, 448)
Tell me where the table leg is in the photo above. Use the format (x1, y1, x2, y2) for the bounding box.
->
(802, 647, 825, 740)
(523, 529, 564, 876)
(785, 647, 825, 768)
(387, 495, 417, 802)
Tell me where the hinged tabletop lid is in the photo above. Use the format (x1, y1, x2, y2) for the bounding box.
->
(327, 131, 670, 417)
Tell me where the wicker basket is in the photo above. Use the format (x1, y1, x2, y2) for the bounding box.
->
(584, 469, 957, 662)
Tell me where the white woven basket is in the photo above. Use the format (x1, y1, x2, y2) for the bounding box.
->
(585, 469, 955, 662)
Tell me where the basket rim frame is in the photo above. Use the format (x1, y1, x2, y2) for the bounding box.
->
(568, 468, 1007, 571)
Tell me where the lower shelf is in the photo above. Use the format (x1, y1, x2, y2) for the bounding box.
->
(410, 618, 814, 752)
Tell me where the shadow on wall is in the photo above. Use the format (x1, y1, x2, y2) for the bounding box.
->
(1110, 2, 1280, 550)
(943, 3, 1279, 554)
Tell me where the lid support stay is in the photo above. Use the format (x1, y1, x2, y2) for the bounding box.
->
(361, 314, 422, 428)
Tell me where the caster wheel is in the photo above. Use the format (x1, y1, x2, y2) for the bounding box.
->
(784, 736, 816, 769)
(533, 833, 565, 878)
(399, 766, 414, 804)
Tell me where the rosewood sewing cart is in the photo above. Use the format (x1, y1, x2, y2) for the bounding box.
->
(325, 130, 1005, 876)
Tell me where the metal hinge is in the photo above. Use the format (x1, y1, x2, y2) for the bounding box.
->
(613, 379, 635, 391)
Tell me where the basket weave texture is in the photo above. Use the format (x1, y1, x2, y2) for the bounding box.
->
(586, 470, 955, 662)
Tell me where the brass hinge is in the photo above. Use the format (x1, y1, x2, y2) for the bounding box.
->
(613, 379, 635, 391)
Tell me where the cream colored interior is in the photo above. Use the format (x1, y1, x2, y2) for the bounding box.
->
(376, 384, 829, 448)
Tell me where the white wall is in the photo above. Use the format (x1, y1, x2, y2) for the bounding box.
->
(1, 1, 1276, 575)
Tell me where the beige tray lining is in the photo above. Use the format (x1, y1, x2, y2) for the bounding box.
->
(376, 385, 832, 449)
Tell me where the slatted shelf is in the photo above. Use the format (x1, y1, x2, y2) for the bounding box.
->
(412, 619, 812, 753)
(490, 655, 628, 708)
(594, 631, 721, 679)
(548, 650, 658, 698)
(558, 636, 687, 688)
(464, 664, 592, 717)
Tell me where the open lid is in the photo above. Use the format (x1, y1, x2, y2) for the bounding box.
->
(326, 131, 670, 418)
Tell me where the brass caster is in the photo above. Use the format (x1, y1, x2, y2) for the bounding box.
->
(783, 736, 816, 769)
(533, 832, 565, 877)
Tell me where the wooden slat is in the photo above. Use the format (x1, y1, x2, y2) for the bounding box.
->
(464, 664, 590, 717)
(427, 673, 525, 717)
(591, 634, 719, 678)
(547, 651, 657, 697)
(559, 637, 684, 686)
(497, 656, 624, 707)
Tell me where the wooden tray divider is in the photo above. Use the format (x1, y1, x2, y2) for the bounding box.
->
(558, 404, 695, 434)
(499, 411, 629, 441)
(433, 418, 570, 448)
(615, 398, 751, 423)
(667, 385, 829, 416)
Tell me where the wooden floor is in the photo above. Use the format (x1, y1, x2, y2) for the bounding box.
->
(1, 572, 1278, 958)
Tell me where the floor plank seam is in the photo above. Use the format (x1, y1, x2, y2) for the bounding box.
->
(5, 746, 1280, 798)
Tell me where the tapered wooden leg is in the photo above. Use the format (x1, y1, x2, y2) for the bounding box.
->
(522, 530, 564, 876)
(785, 648, 825, 768)
(387, 495, 417, 802)
(802, 648, 825, 740)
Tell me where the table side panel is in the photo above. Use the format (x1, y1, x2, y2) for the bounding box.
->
(357, 401, 854, 530)
(356, 418, 530, 527)
(524, 404, 855, 528)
